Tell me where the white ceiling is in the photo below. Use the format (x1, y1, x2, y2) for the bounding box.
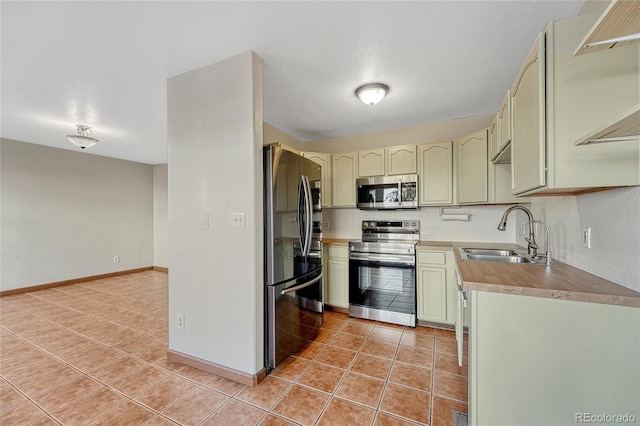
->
(1, 1, 586, 165)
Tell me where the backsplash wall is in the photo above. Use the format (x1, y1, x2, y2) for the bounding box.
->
(528, 187, 640, 292)
(323, 204, 525, 243)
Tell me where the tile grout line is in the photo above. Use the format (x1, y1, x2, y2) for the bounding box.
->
(2, 272, 467, 426)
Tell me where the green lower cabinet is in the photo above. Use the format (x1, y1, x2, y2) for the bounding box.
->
(416, 249, 456, 325)
(469, 290, 640, 425)
(325, 245, 349, 309)
(417, 267, 447, 323)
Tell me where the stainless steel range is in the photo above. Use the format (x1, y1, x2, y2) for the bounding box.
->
(348, 220, 419, 327)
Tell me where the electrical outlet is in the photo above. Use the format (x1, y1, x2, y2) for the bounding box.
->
(232, 212, 246, 229)
(113, 256, 120, 263)
(177, 314, 185, 330)
(324, 221, 330, 230)
(582, 227, 591, 248)
(201, 213, 209, 229)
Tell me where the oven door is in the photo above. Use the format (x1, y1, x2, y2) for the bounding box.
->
(348, 253, 416, 327)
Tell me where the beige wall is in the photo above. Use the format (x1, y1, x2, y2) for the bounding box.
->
(525, 188, 640, 292)
(167, 51, 264, 375)
(264, 123, 303, 151)
(0, 139, 154, 291)
(301, 113, 493, 153)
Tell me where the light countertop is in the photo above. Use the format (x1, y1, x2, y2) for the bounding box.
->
(451, 242, 640, 308)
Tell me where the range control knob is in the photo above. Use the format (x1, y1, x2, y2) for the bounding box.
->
(369, 221, 376, 228)
(363, 222, 369, 228)
(410, 221, 417, 228)
(402, 221, 408, 227)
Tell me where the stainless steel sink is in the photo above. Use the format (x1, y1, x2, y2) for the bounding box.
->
(459, 247, 550, 264)
(462, 248, 523, 257)
(465, 254, 534, 264)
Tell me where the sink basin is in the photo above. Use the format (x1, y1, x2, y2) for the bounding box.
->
(462, 248, 523, 257)
(458, 247, 546, 264)
(465, 254, 534, 264)
(459, 247, 554, 265)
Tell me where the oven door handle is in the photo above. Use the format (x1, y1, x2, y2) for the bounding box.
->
(349, 253, 415, 266)
(281, 273, 323, 296)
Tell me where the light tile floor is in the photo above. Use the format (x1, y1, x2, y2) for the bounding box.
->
(0, 271, 468, 425)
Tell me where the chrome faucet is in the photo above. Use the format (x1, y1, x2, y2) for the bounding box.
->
(520, 220, 553, 266)
(497, 205, 538, 257)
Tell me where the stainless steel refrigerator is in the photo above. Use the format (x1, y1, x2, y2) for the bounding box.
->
(263, 144, 323, 371)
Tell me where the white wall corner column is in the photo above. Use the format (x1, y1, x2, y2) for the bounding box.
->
(167, 51, 264, 379)
(153, 164, 168, 269)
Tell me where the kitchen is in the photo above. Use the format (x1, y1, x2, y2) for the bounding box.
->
(2, 1, 639, 425)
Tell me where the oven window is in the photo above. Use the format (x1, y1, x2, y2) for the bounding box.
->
(349, 260, 416, 314)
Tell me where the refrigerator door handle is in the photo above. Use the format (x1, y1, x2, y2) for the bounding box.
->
(303, 175, 313, 257)
(281, 273, 323, 296)
(297, 175, 306, 254)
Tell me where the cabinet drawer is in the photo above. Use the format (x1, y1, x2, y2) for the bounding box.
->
(328, 245, 349, 259)
(417, 251, 447, 265)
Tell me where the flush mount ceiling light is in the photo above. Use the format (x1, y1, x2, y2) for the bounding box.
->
(66, 124, 99, 150)
(355, 83, 389, 106)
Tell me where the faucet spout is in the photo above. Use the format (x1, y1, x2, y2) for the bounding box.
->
(520, 220, 553, 265)
(497, 205, 538, 257)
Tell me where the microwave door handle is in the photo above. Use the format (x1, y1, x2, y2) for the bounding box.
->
(297, 176, 305, 252)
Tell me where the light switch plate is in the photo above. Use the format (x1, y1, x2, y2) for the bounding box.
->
(232, 212, 246, 229)
(201, 213, 209, 229)
(582, 227, 591, 248)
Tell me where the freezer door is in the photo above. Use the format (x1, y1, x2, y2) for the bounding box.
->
(266, 269, 323, 370)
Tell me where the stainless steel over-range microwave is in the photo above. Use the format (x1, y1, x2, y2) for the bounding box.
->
(356, 174, 419, 210)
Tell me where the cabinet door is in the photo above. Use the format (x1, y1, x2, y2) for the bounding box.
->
(332, 153, 357, 207)
(511, 32, 546, 194)
(497, 90, 512, 153)
(303, 152, 332, 208)
(418, 141, 453, 205)
(358, 149, 385, 177)
(327, 245, 349, 308)
(489, 162, 529, 204)
(386, 145, 417, 175)
(417, 266, 447, 323)
(488, 115, 499, 161)
(457, 129, 488, 204)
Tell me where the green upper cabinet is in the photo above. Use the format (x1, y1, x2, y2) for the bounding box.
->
(302, 151, 332, 208)
(418, 141, 453, 206)
(511, 12, 640, 196)
(358, 145, 417, 177)
(497, 90, 512, 156)
(358, 149, 385, 177)
(332, 152, 358, 207)
(386, 145, 417, 175)
(456, 129, 488, 204)
(511, 31, 546, 195)
(488, 114, 499, 162)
